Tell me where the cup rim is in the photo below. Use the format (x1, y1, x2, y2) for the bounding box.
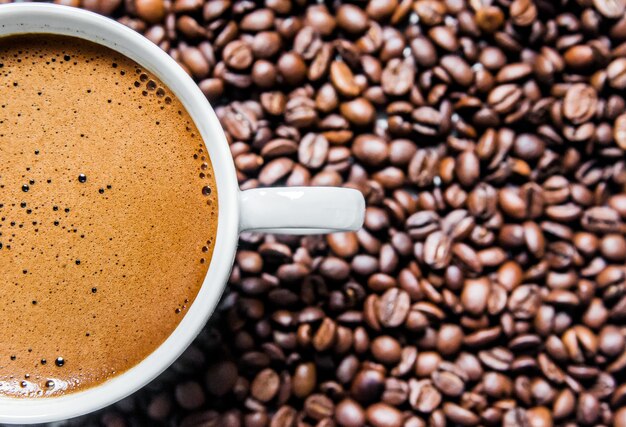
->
(0, 3, 239, 423)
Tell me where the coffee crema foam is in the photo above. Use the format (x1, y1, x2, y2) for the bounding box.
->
(0, 35, 217, 396)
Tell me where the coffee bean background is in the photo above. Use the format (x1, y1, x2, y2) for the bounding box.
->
(4, 0, 626, 425)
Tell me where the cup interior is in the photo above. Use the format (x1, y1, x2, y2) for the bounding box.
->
(0, 3, 239, 424)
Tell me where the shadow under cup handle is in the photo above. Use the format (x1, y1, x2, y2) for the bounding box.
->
(239, 187, 366, 235)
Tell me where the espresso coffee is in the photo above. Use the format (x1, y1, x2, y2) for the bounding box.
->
(0, 35, 217, 397)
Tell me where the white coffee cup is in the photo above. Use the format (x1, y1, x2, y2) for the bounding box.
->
(0, 3, 365, 423)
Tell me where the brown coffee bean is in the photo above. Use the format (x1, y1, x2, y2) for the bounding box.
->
(251, 60, 277, 87)
(270, 406, 297, 427)
(335, 399, 366, 427)
(461, 278, 490, 316)
(326, 232, 359, 258)
(366, 0, 397, 19)
(305, 5, 336, 36)
(377, 288, 410, 328)
(479, 347, 513, 371)
(431, 369, 464, 397)
(508, 284, 541, 319)
(330, 61, 361, 98)
(336, 4, 368, 35)
(340, 98, 376, 126)
(277, 52, 307, 86)
(365, 402, 403, 427)
(594, 0, 625, 17)
(312, 317, 337, 351)
(482, 371, 512, 399)
(614, 113, 626, 150)
(240, 9, 274, 32)
(410, 36, 438, 68)
(236, 251, 263, 274)
(381, 59, 415, 96)
(250, 368, 279, 402)
(455, 150, 480, 187)
(304, 394, 334, 420)
(135, 0, 165, 23)
(408, 147, 440, 186)
(436, 324, 463, 357)
(564, 45, 595, 70)
(292, 27, 321, 60)
(285, 97, 317, 128)
(488, 84, 523, 114)
(297, 133, 328, 169)
(514, 134, 545, 160)
(577, 392, 599, 425)
(251, 31, 282, 59)
(475, 5, 504, 32)
(423, 231, 452, 270)
(412, 106, 444, 136)
(496, 62, 533, 83)
(415, 351, 442, 378)
(292, 362, 316, 399)
(440, 55, 474, 87)
(443, 402, 479, 426)
(599, 325, 625, 357)
(412, 0, 445, 25)
(409, 378, 441, 413)
(479, 46, 506, 71)
(428, 26, 458, 52)
(582, 206, 622, 233)
(608, 58, 626, 89)
(382, 377, 407, 406)
(83, 0, 122, 14)
(525, 406, 552, 427)
(563, 84, 597, 125)
(371, 336, 401, 364)
(258, 158, 293, 185)
(180, 46, 210, 78)
(175, 381, 205, 410)
(223, 40, 253, 71)
(352, 134, 389, 167)
(351, 369, 384, 403)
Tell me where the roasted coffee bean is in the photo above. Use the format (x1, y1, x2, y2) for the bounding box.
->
(351, 368, 385, 404)
(432, 369, 464, 397)
(376, 288, 410, 328)
(461, 278, 490, 316)
(297, 133, 328, 169)
(409, 378, 441, 413)
(250, 369, 279, 402)
(443, 402, 479, 426)
(335, 398, 365, 427)
(340, 97, 376, 126)
(304, 394, 334, 420)
(563, 84, 598, 125)
(330, 60, 361, 98)
(436, 324, 463, 357)
(336, 4, 368, 35)
(277, 52, 307, 86)
(382, 58, 415, 96)
(365, 402, 403, 427)
(456, 150, 480, 187)
(352, 134, 388, 167)
(223, 40, 253, 71)
(371, 335, 401, 364)
(423, 231, 452, 270)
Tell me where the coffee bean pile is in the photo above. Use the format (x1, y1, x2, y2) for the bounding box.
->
(35, 0, 626, 425)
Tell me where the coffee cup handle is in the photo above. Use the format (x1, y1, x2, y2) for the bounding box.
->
(239, 187, 365, 235)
